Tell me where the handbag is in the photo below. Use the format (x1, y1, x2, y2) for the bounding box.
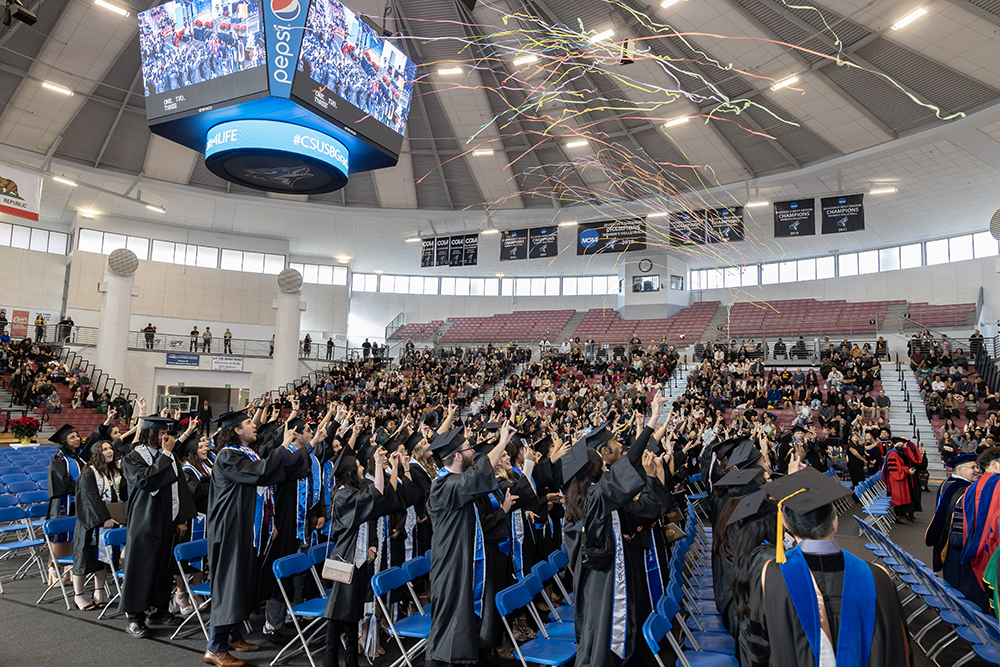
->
(320, 537, 354, 584)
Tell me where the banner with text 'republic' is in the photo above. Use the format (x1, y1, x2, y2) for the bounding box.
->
(0, 166, 42, 222)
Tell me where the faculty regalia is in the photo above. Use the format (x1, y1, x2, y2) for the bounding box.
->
(425, 440, 499, 665)
(883, 448, 912, 509)
(960, 472, 1000, 609)
(72, 466, 124, 575)
(207, 442, 312, 627)
(925, 474, 981, 606)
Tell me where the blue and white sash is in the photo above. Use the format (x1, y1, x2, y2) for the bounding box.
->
(63, 453, 82, 516)
(610, 511, 628, 659)
(291, 445, 322, 545)
(438, 467, 485, 616)
(229, 444, 274, 556)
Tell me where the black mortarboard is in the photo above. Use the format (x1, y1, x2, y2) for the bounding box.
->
(715, 467, 764, 488)
(533, 434, 553, 455)
(762, 467, 852, 563)
(49, 423, 77, 445)
(286, 416, 309, 433)
(257, 420, 282, 441)
(357, 441, 379, 466)
(728, 440, 762, 470)
(712, 437, 742, 459)
(140, 416, 178, 434)
(403, 430, 425, 454)
(561, 434, 600, 484)
(726, 490, 778, 527)
(175, 432, 200, 461)
(473, 439, 494, 458)
(428, 428, 467, 458)
(216, 409, 252, 430)
(355, 429, 374, 449)
(482, 422, 503, 433)
(332, 446, 357, 477)
(582, 424, 614, 451)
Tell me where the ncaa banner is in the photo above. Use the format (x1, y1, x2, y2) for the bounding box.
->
(528, 227, 558, 259)
(501, 229, 529, 261)
(463, 234, 478, 266)
(0, 166, 42, 222)
(576, 219, 646, 255)
(704, 207, 744, 243)
(821, 194, 865, 234)
(421, 238, 435, 267)
(774, 199, 815, 238)
(668, 211, 706, 247)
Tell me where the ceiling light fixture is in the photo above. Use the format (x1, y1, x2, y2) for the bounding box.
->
(472, 149, 494, 156)
(374, 269, 383, 275)
(565, 140, 588, 148)
(437, 67, 462, 75)
(558, 220, 578, 227)
(335, 255, 352, 262)
(79, 208, 98, 218)
(481, 227, 500, 235)
(146, 204, 165, 213)
(646, 212, 669, 218)
(42, 81, 74, 96)
(663, 116, 689, 128)
(405, 236, 422, 243)
(745, 201, 770, 208)
(94, 0, 129, 16)
(495, 272, 505, 278)
(661, 0, 680, 6)
(769, 75, 799, 91)
(513, 54, 538, 65)
(590, 29, 614, 43)
(891, 7, 927, 30)
(870, 187, 898, 195)
(52, 175, 77, 187)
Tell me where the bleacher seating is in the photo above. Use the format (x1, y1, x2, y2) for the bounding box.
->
(389, 321, 443, 341)
(720, 298, 905, 338)
(439, 310, 575, 344)
(903, 302, 976, 329)
(571, 302, 720, 345)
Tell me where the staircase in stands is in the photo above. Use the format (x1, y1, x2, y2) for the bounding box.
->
(702, 305, 729, 343)
(557, 311, 587, 343)
(881, 366, 946, 483)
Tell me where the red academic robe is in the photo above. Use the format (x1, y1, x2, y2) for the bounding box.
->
(884, 449, 912, 507)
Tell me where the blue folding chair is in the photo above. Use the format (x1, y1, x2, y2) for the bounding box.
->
(643, 611, 738, 667)
(23, 466, 47, 475)
(400, 555, 431, 615)
(271, 552, 328, 667)
(531, 560, 574, 623)
(0, 474, 30, 485)
(172, 539, 212, 640)
(27, 472, 47, 483)
(521, 572, 575, 641)
(372, 566, 431, 667)
(0, 496, 16, 508)
(0, 506, 46, 591)
(0, 466, 20, 476)
(547, 549, 575, 604)
(36, 480, 48, 492)
(495, 580, 576, 667)
(658, 591, 735, 655)
(99, 527, 127, 620)
(4, 481, 36, 494)
(37, 517, 76, 609)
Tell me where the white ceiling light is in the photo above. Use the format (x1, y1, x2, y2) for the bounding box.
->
(79, 208, 99, 218)
(513, 54, 538, 65)
(335, 255, 352, 262)
(52, 175, 77, 187)
(745, 201, 770, 208)
(664, 117, 689, 128)
(565, 140, 588, 148)
(870, 187, 898, 195)
(590, 29, 614, 43)
(42, 81, 74, 96)
(892, 7, 927, 30)
(646, 212, 669, 218)
(481, 227, 500, 235)
(769, 75, 799, 91)
(495, 272, 505, 278)
(472, 149, 494, 156)
(437, 67, 462, 75)
(558, 220, 578, 227)
(660, 0, 680, 7)
(374, 269, 383, 275)
(405, 236, 422, 243)
(95, 0, 129, 16)
(146, 204, 165, 213)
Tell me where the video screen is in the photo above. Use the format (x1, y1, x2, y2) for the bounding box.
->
(140, 0, 268, 120)
(291, 0, 417, 157)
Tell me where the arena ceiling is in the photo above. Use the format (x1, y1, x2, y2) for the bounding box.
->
(1, 0, 1000, 270)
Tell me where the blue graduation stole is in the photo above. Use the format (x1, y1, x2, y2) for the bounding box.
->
(290, 444, 322, 545)
(230, 444, 274, 556)
(487, 491, 512, 556)
(961, 475, 1000, 565)
(439, 467, 485, 616)
(322, 459, 336, 517)
(779, 547, 876, 667)
(63, 453, 81, 515)
(645, 538, 663, 610)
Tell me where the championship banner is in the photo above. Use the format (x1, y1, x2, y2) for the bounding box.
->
(821, 194, 865, 234)
(435, 237, 450, 266)
(576, 219, 646, 255)
(463, 234, 479, 266)
(501, 229, 528, 261)
(668, 212, 706, 246)
(774, 199, 815, 238)
(421, 238, 435, 267)
(704, 207, 744, 243)
(449, 235, 465, 267)
(0, 166, 43, 222)
(528, 227, 558, 259)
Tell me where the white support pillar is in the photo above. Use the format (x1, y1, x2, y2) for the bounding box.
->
(96, 249, 139, 383)
(273, 269, 306, 389)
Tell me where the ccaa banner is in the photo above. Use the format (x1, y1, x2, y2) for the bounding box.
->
(0, 166, 43, 223)
(821, 194, 865, 234)
(421, 239, 435, 267)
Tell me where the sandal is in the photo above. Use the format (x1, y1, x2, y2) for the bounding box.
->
(74, 595, 100, 611)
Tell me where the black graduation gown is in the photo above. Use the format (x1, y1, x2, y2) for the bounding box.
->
(620, 475, 667, 666)
(426, 456, 499, 665)
(184, 465, 212, 514)
(81, 424, 111, 462)
(409, 463, 433, 555)
(572, 457, 647, 667)
(738, 543, 775, 667)
(323, 482, 399, 621)
(477, 485, 512, 650)
(47, 447, 85, 520)
(72, 467, 123, 575)
(119, 447, 196, 614)
(207, 444, 312, 627)
(751, 550, 912, 667)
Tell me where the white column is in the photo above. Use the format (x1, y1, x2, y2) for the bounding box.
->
(95, 265, 137, 383)
(272, 289, 306, 388)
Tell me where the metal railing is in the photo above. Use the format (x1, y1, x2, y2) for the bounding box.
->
(384, 312, 405, 341)
(714, 315, 889, 341)
(898, 309, 976, 331)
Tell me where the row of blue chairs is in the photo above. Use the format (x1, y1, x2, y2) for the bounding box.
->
(0, 479, 46, 494)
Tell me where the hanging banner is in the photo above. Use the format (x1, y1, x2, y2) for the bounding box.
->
(577, 219, 646, 255)
(435, 237, 450, 266)
(463, 234, 479, 266)
(821, 194, 865, 234)
(0, 166, 42, 222)
(211, 355, 244, 371)
(528, 226, 558, 259)
(166, 353, 200, 367)
(449, 235, 465, 267)
(10, 309, 28, 337)
(704, 207, 744, 243)
(421, 238, 435, 267)
(501, 229, 528, 261)
(668, 211, 706, 246)
(774, 199, 815, 238)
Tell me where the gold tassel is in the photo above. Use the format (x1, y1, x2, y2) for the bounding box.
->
(775, 488, 807, 563)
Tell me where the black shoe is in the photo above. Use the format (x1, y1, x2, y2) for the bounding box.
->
(126, 621, 150, 638)
(147, 609, 183, 626)
(265, 629, 289, 647)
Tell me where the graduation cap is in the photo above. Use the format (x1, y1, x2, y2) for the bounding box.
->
(711, 437, 743, 459)
(714, 467, 764, 489)
(332, 446, 358, 477)
(216, 409, 252, 430)
(256, 420, 282, 442)
(428, 428, 467, 458)
(140, 416, 178, 435)
(357, 441, 379, 466)
(728, 440, 762, 470)
(286, 416, 310, 433)
(762, 467, 852, 563)
(482, 422, 503, 433)
(583, 423, 614, 451)
(402, 430, 425, 454)
(947, 453, 978, 468)
(561, 436, 598, 485)
(726, 490, 778, 527)
(533, 434, 553, 455)
(49, 423, 77, 446)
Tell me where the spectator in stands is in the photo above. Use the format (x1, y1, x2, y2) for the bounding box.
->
(202, 327, 212, 353)
(223, 328, 233, 354)
(47, 391, 63, 414)
(143, 322, 156, 349)
(966, 393, 981, 422)
(303, 333, 312, 357)
(34, 314, 46, 342)
(943, 392, 961, 420)
(970, 330, 984, 361)
(189, 326, 199, 352)
(57, 315, 73, 342)
(269, 334, 274, 357)
(326, 337, 334, 360)
(71, 388, 82, 409)
(83, 388, 97, 409)
(540, 334, 551, 354)
(773, 338, 787, 359)
(875, 389, 891, 421)
(793, 400, 811, 427)
(405, 338, 415, 356)
(985, 393, 1000, 419)
(0, 309, 6, 334)
(362, 338, 371, 358)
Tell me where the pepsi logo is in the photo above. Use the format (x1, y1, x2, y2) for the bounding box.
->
(271, 0, 299, 21)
